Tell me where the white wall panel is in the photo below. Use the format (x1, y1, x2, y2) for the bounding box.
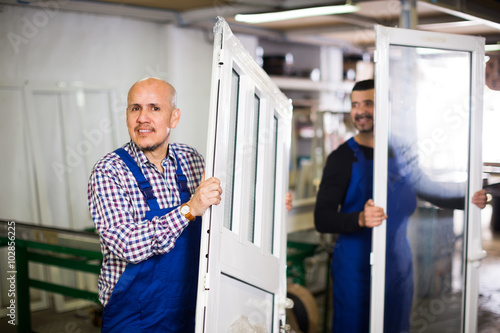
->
(0, 3, 215, 315)
(0, 85, 39, 223)
(164, 25, 213, 155)
(0, 5, 214, 227)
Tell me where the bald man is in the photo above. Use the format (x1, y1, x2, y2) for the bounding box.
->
(88, 78, 222, 332)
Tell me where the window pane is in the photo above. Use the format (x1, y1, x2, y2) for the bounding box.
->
(224, 69, 240, 230)
(386, 46, 470, 332)
(264, 115, 278, 254)
(217, 273, 274, 332)
(247, 94, 260, 242)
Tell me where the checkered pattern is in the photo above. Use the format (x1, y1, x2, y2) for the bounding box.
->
(88, 141, 205, 306)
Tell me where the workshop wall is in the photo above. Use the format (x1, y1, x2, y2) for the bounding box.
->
(0, 4, 214, 228)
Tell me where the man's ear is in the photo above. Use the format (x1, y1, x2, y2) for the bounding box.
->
(170, 108, 181, 129)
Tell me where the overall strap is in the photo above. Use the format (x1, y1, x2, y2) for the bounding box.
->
(347, 137, 366, 163)
(171, 147, 191, 204)
(114, 148, 160, 211)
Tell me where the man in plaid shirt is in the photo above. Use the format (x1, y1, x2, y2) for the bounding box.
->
(88, 77, 222, 332)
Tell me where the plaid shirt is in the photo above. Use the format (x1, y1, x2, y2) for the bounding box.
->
(88, 141, 205, 306)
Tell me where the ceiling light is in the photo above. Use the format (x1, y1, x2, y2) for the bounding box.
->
(234, 4, 359, 24)
(485, 44, 500, 52)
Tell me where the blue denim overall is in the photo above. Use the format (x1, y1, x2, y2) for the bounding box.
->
(331, 138, 416, 333)
(101, 147, 201, 333)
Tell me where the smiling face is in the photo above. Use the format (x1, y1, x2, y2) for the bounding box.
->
(350, 88, 375, 133)
(126, 78, 180, 157)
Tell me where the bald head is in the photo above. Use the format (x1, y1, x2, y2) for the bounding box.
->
(126, 77, 181, 157)
(128, 77, 177, 109)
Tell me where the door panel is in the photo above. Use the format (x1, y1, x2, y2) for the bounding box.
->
(217, 274, 274, 331)
(372, 26, 485, 333)
(196, 18, 292, 332)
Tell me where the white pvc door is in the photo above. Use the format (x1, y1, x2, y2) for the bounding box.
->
(195, 18, 292, 332)
(371, 26, 485, 333)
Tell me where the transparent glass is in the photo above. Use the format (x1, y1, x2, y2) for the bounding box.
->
(386, 46, 471, 333)
(217, 273, 274, 332)
(264, 115, 279, 254)
(224, 69, 240, 230)
(247, 94, 260, 242)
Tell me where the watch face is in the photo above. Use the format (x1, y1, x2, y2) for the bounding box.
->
(181, 205, 190, 214)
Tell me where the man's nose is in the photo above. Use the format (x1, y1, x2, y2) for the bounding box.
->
(360, 103, 372, 112)
(137, 109, 149, 123)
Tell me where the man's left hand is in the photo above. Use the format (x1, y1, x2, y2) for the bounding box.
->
(472, 189, 487, 209)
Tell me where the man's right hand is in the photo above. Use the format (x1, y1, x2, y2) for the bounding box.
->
(359, 199, 387, 228)
(187, 172, 222, 218)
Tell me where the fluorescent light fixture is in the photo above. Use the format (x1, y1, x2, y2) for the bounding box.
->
(485, 44, 500, 52)
(234, 4, 359, 24)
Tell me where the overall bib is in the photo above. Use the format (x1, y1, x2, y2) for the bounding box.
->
(101, 148, 201, 333)
(331, 138, 416, 333)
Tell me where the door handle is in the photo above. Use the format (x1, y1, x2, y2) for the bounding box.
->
(279, 297, 294, 310)
(280, 323, 291, 332)
(278, 299, 294, 332)
(468, 249, 487, 268)
(279, 320, 291, 332)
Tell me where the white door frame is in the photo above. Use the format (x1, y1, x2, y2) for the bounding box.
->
(196, 18, 292, 332)
(372, 25, 485, 333)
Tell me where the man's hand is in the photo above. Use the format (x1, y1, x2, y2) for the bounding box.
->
(285, 192, 293, 212)
(188, 172, 222, 217)
(472, 189, 487, 209)
(359, 199, 387, 228)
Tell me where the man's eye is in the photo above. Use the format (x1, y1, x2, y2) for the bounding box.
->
(152, 107, 159, 111)
(132, 107, 140, 111)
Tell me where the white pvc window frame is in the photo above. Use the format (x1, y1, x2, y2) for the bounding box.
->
(372, 25, 485, 333)
(196, 18, 292, 332)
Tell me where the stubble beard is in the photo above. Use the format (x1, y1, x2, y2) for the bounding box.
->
(354, 114, 373, 133)
(139, 132, 170, 152)
(357, 125, 374, 134)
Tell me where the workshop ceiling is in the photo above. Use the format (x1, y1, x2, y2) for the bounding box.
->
(92, 0, 222, 11)
(5, 0, 500, 54)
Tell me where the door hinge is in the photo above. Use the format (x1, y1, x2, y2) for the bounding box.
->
(218, 49, 224, 66)
(204, 273, 210, 290)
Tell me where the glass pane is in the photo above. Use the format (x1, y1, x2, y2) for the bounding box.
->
(264, 115, 278, 254)
(217, 274, 274, 332)
(247, 94, 260, 243)
(386, 46, 471, 333)
(224, 69, 241, 230)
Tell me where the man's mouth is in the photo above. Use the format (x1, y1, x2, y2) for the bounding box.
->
(355, 114, 373, 122)
(136, 127, 154, 134)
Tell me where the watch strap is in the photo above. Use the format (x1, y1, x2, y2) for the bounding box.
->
(181, 204, 196, 221)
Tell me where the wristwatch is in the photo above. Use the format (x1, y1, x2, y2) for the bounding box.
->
(180, 204, 196, 221)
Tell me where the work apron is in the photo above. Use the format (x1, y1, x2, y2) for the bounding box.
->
(101, 147, 201, 333)
(331, 138, 416, 333)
